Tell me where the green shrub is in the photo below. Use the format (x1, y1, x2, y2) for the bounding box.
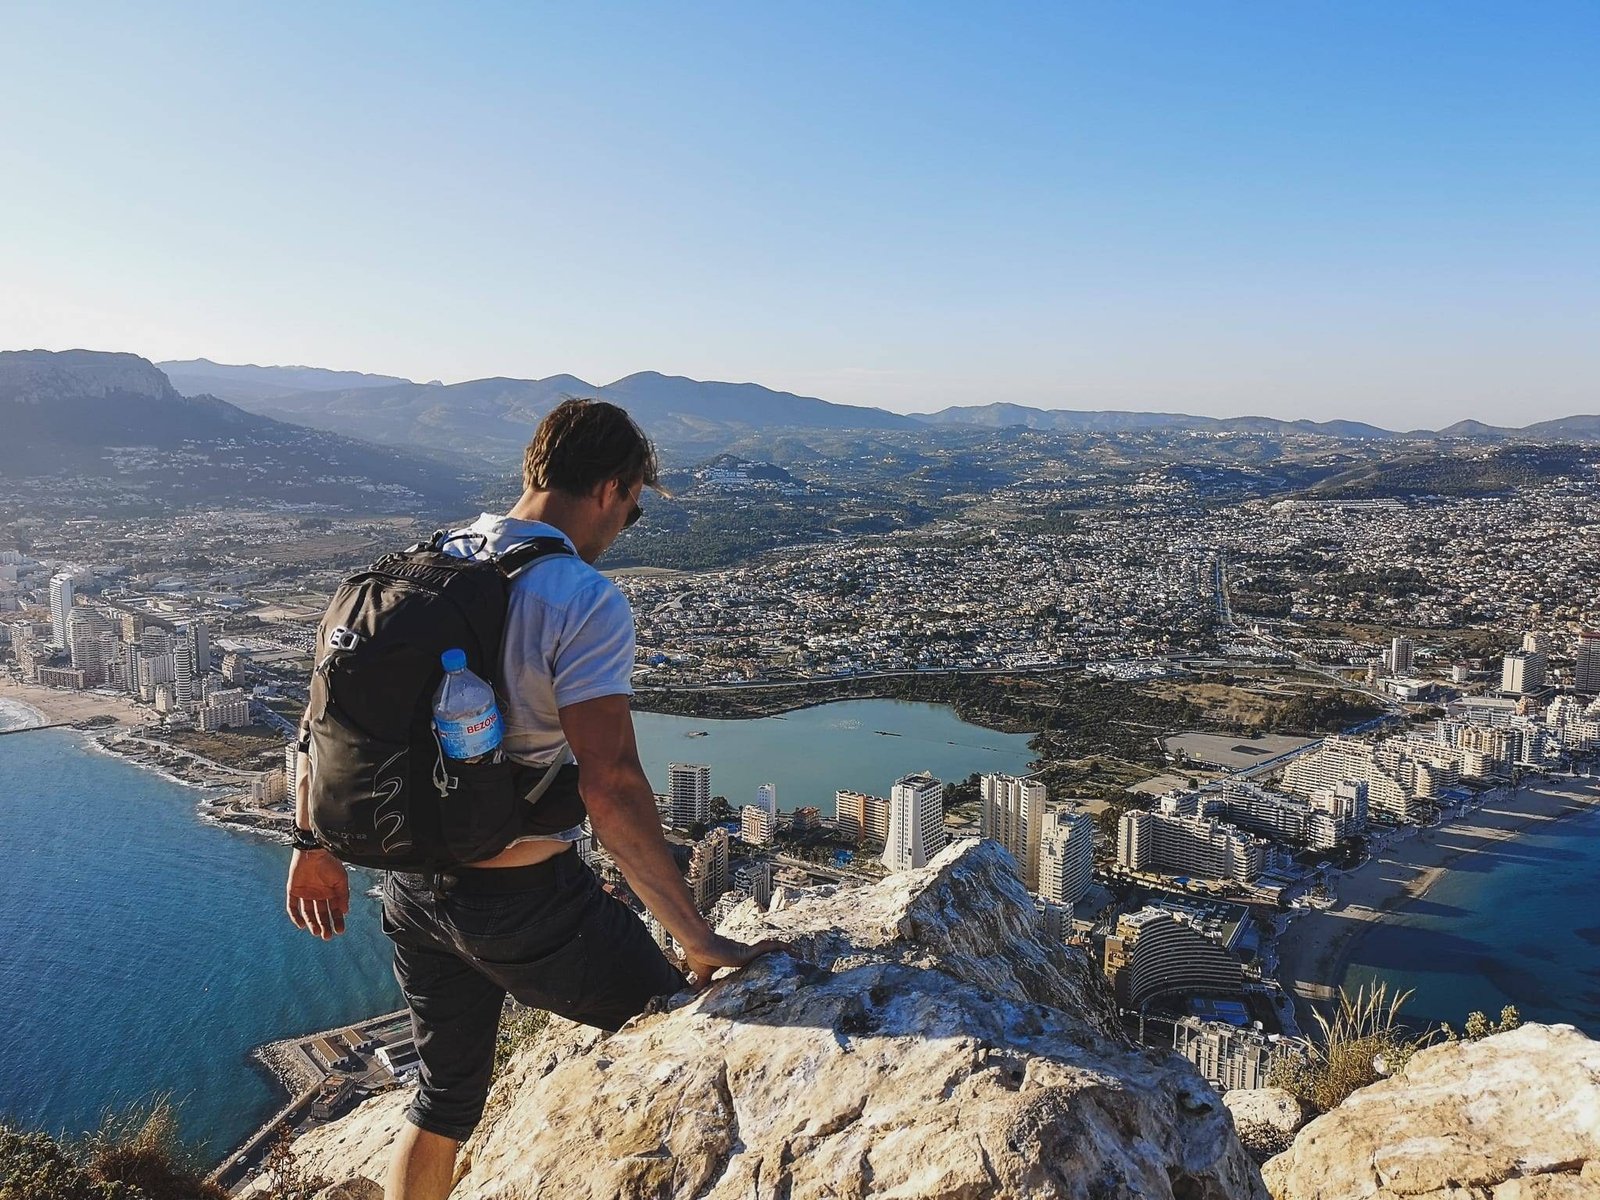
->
(1439, 1005, 1521, 1043)
(0, 1127, 144, 1200)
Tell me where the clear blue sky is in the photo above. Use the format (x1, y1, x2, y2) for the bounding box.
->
(4, 2, 1596, 426)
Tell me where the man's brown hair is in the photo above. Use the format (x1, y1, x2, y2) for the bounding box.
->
(522, 398, 662, 497)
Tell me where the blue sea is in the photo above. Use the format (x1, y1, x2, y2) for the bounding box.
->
(1340, 783, 1600, 1039)
(0, 707, 400, 1160)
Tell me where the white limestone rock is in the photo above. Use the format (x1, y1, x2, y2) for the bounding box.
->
(1224, 1089, 1313, 1164)
(259, 840, 1267, 1199)
(1263, 1023, 1600, 1200)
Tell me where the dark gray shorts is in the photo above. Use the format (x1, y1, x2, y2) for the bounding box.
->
(381, 847, 686, 1140)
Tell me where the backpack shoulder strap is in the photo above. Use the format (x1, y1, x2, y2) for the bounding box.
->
(494, 535, 575, 578)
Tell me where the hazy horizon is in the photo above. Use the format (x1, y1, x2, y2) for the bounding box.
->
(5, 4, 1597, 426)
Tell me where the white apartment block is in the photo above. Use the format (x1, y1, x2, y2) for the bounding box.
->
(668, 762, 711, 829)
(1280, 735, 1432, 824)
(1545, 696, 1600, 754)
(754, 782, 777, 820)
(48, 573, 74, 647)
(1036, 806, 1095, 906)
(882, 771, 945, 872)
(197, 688, 251, 732)
(1173, 1019, 1282, 1091)
(1117, 798, 1265, 884)
(979, 773, 1047, 889)
(1216, 778, 1367, 850)
(1501, 648, 1546, 696)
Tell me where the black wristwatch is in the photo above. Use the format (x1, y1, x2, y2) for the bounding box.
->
(290, 827, 323, 852)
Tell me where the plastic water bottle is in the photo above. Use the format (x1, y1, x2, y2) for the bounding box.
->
(433, 648, 503, 761)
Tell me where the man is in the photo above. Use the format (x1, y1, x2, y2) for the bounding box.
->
(285, 398, 784, 1200)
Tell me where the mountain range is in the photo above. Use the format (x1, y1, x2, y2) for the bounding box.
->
(160, 360, 1600, 460)
(1, 350, 484, 511)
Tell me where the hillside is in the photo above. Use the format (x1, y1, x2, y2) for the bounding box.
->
(182, 367, 918, 465)
(0, 350, 485, 513)
(1299, 443, 1599, 499)
(157, 359, 413, 402)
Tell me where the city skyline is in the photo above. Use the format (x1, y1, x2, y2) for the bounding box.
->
(4, 4, 1598, 427)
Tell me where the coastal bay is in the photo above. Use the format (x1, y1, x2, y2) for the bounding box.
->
(1274, 775, 1600, 1036)
(0, 716, 399, 1158)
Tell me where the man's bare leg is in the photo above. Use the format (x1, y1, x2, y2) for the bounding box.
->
(387, 1122, 459, 1200)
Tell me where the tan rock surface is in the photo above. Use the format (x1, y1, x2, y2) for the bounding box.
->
(259, 840, 1267, 1199)
(1263, 1023, 1600, 1200)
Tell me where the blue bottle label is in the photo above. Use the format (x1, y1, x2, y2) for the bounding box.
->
(436, 708, 503, 759)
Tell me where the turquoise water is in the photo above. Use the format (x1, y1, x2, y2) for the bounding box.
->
(633, 698, 1039, 816)
(0, 696, 1035, 1161)
(1340, 785, 1600, 1039)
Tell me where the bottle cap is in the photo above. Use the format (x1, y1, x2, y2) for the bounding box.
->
(441, 648, 468, 672)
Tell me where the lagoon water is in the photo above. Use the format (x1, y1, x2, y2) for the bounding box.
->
(633, 698, 1039, 816)
(1340, 795, 1600, 1039)
(0, 696, 1034, 1160)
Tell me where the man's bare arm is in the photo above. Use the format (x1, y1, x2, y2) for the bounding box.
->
(560, 693, 785, 984)
(285, 715, 349, 939)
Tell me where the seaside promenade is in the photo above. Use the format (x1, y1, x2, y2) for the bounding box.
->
(1274, 774, 1600, 1031)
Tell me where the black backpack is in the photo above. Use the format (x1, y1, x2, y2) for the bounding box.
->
(303, 530, 576, 871)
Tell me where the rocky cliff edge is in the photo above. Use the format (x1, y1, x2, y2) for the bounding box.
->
(255, 839, 1266, 1199)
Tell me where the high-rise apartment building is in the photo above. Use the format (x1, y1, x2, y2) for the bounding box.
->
(190, 620, 211, 672)
(739, 804, 775, 845)
(49, 574, 74, 647)
(754, 783, 777, 820)
(197, 688, 251, 731)
(1389, 636, 1414, 677)
(1173, 1019, 1281, 1091)
(1281, 735, 1436, 824)
(882, 772, 945, 872)
(1502, 648, 1546, 696)
(835, 790, 889, 844)
(1216, 778, 1368, 850)
(1116, 799, 1265, 884)
(1102, 908, 1245, 1007)
(1576, 632, 1600, 696)
(686, 826, 730, 913)
(1036, 806, 1095, 906)
(67, 608, 113, 686)
(980, 773, 1047, 889)
(173, 637, 196, 710)
(668, 762, 711, 829)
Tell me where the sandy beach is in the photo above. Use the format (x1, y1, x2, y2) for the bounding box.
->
(0, 676, 151, 729)
(1275, 775, 1600, 1030)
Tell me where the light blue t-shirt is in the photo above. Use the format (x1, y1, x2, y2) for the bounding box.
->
(446, 513, 636, 769)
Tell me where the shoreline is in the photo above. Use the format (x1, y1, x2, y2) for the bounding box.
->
(0, 681, 299, 845)
(1274, 775, 1600, 1031)
(0, 677, 149, 729)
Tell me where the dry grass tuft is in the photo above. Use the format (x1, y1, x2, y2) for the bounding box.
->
(1270, 982, 1420, 1113)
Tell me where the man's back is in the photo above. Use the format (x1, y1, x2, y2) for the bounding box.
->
(445, 511, 636, 769)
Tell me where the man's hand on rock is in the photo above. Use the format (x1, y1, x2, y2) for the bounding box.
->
(682, 934, 789, 991)
(286, 848, 349, 940)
